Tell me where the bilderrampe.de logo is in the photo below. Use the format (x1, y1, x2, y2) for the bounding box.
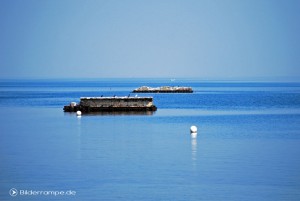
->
(9, 188, 76, 196)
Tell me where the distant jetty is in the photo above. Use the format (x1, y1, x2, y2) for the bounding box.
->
(133, 86, 193, 93)
(64, 97, 157, 113)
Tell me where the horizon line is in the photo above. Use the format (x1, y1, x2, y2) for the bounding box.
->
(0, 76, 300, 82)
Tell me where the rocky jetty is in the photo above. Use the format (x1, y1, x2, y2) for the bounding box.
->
(64, 97, 157, 113)
(132, 86, 193, 93)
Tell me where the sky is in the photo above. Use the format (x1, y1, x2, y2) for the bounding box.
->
(0, 0, 299, 80)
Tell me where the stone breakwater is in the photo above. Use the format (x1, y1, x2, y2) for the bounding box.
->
(64, 97, 157, 113)
(132, 86, 193, 93)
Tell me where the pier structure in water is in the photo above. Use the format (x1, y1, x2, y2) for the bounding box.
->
(132, 86, 193, 93)
(64, 96, 157, 113)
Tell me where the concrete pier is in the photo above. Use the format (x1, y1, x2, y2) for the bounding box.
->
(133, 86, 193, 93)
(64, 97, 157, 113)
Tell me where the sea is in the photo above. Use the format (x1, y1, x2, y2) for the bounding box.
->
(0, 78, 300, 201)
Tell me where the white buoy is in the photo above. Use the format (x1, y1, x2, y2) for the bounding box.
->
(190, 125, 197, 133)
(190, 126, 197, 138)
(76, 111, 82, 116)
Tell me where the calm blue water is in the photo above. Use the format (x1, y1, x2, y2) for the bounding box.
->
(1, 79, 300, 201)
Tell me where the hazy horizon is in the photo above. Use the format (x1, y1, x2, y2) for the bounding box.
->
(1, 76, 300, 83)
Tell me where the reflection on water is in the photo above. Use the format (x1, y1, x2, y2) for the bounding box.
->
(77, 115, 81, 132)
(191, 138, 197, 161)
(73, 110, 155, 116)
(76, 116, 82, 160)
(191, 133, 197, 167)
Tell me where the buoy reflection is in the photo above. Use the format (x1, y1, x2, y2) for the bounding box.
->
(191, 133, 197, 162)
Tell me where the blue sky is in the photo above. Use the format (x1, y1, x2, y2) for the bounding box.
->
(0, 0, 299, 80)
